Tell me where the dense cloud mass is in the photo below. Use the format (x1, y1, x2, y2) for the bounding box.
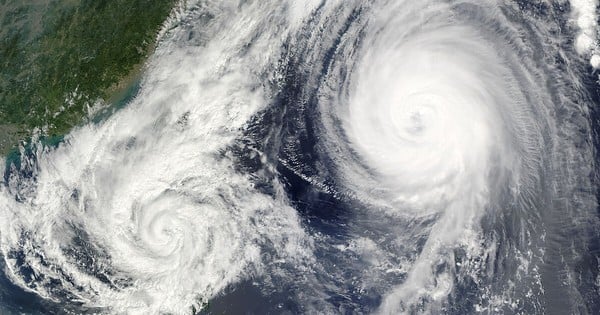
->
(1, 1, 599, 314)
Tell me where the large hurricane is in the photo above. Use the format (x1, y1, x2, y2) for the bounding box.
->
(1, 0, 599, 314)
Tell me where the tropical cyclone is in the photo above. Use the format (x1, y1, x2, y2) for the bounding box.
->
(1, 0, 599, 314)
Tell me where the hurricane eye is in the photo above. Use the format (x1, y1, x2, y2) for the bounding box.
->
(407, 111, 425, 133)
(0, 1, 599, 314)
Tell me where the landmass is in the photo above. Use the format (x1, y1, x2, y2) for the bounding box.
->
(0, 0, 176, 154)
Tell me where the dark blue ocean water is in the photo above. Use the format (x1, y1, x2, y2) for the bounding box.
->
(1, 1, 600, 314)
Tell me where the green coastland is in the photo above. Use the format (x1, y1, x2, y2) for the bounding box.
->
(0, 0, 177, 155)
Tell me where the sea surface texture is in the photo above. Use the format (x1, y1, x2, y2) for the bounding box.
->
(1, 1, 600, 314)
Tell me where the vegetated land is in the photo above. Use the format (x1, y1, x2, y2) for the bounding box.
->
(0, 0, 176, 154)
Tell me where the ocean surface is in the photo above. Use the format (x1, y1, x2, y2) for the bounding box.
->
(1, 1, 600, 314)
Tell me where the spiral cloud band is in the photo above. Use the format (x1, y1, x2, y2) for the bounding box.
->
(342, 2, 544, 312)
(1, 0, 599, 314)
(0, 2, 314, 314)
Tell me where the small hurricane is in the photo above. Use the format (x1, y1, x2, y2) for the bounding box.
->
(1, 0, 599, 314)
